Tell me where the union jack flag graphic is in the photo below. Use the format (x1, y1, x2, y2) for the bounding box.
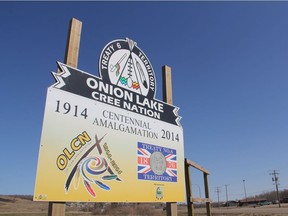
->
(137, 142, 177, 182)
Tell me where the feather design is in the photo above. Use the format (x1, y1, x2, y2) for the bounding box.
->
(65, 133, 107, 192)
(73, 166, 81, 190)
(107, 166, 122, 181)
(102, 174, 118, 181)
(94, 179, 110, 191)
(83, 180, 96, 197)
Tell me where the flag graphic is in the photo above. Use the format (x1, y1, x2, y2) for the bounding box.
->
(137, 142, 177, 182)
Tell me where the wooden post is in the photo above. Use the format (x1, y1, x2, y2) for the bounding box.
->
(166, 202, 177, 216)
(48, 202, 66, 216)
(48, 18, 82, 216)
(204, 173, 212, 216)
(162, 65, 177, 216)
(162, 65, 173, 105)
(185, 159, 194, 216)
(185, 159, 212, 216)
(65, 18, 82, 68)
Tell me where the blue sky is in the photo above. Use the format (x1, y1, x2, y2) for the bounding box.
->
(1, 1, 288, 202)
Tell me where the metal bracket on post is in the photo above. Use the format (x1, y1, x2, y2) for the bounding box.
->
(48, 17, 82, 216)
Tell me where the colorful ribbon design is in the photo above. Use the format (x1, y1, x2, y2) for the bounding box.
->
(65, 133, 121, 198)
(74, 156, 118, 197)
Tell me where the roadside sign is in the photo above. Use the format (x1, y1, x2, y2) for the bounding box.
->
(34, 38, 184, 202)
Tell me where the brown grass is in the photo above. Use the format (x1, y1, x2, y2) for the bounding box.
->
(1, 195, 288, 216)
(186, 204, 288, 216)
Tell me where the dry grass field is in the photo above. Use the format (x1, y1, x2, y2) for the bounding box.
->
(1, 195, 288, 216)
(189, 205, 288, 216)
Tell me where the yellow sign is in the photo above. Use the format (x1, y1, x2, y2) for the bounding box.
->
(34, 39, 185, 202)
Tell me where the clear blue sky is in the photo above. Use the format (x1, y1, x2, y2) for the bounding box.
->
(1, 1, 288, 202)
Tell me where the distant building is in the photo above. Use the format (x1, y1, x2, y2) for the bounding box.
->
(239, 198, 267, 206)
(223, 200, 238, 207)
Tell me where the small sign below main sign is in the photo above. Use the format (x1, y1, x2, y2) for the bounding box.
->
(34, 38, 185, 202)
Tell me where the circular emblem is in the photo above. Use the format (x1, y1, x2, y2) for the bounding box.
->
(150, 152, 166, 175)
(99, 38, 156, 98)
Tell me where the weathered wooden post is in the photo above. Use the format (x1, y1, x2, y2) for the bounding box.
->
(204, 172, 212, 216)
(162, 65, 178, 216)
(64, 18, 82, 68)
(185, 159, 212, 216)
(185, 158, 194, 216)
(48, 17, 82, 216)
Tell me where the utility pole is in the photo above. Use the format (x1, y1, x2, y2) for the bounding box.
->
(224, 184, 229, 208)
(215, 187, 221, 207)
(243, 180, 247, 202)
(270, 170, 281, 208)
(192, 184, 201, 198)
